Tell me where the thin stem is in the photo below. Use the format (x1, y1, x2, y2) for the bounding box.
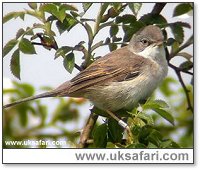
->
(175, 70, 193, 111)
(78, 112, 98, 148)
(166, 46, 193, 112)
(166, 34, 194, 112)
(168, 63, 193, 75)
(74, 64, 83, 71)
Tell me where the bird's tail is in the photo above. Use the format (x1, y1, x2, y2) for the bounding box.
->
(3, 81, 72, 109)
(3, 91, 59, 109)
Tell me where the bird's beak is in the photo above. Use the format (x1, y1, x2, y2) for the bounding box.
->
(154, 41, 163, 47)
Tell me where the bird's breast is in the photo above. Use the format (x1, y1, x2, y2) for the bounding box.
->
(84, 54, 168, 112)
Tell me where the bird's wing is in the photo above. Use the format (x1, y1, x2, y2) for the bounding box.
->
(68, 47, 145, 94)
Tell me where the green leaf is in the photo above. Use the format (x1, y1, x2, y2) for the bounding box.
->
(171, 40, 180, 54)
(121, 14, 136, 24)
(111, 3, 122, 10)
(37, 105, 47, 125)
(41, 4, 63, 22)
(154, 100, 169, 108)
(128, 3, 142, 16)
(112, 36, 122, 42)
(56, 16, 77, 34)
(109, 43, 117, 51)
(3, 39, 18, 57)
(10, 49, 20, 80)
(152, 108, 174, 125)
(3, 12, 25, 24)
(174, 21, 191, 29)
(115, 16, 123, 24)
(57, 8, 66, 23)
(85, 22, 93, 43)
(3, 12, 16, 24)
(19, 38, 36, 54)
(28, 3, 37, 10)
(12, 82, 35, 97)
(93, 123, 108, 148)
(138, 125, 153, 146)
(91, 41, 104, 52)
(25, 27, 34, 35)
(131, 125, 141, 136)
(135, 143, 147, 148)
(18, 105, 28, 127)
(110, 24, 119, 37)
(55, 46, 73, 59)
(18, 12, 25, 20)
(170, 24, 184, 44)
(177, 52, 193, 60)
(63, 52, 75, 73)
(41, 3, 57, 14)
(160, 139, 180, 148)
(82, 3, 92, 12)
(59, 4, 78, 11)
(179, 61, 193, 71)
(148, 130, 163, 147)
(16, 28, 25, 39)
(173, 3, 193, 17)
(58, 4, 78, 22)
(139, 13, 167, 25)
(108, 118, 123, 143)
(144, 99, 169, 109)
(136, 112, 154, 125)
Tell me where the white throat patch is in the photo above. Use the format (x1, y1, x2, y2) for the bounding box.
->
(136, 45, 166, 61)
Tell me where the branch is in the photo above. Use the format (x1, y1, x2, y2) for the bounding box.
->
(74, 64, 83, 71)
(165, 48, 193, 112)
(168, 63, 193, 75)
(175, 70, 193, 112)
(78, 112, 98, 148)
(151, 3, 167, 14)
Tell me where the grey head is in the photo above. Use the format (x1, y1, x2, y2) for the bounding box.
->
(129, 25, 164, 54)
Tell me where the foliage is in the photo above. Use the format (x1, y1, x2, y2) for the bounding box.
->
(3, 3, 193, 148)
(3, 81, 87, 148)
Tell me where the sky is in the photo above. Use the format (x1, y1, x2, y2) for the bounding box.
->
(2, 3, 193, 134)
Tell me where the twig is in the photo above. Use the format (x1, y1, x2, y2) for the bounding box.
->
(165, 45, 193, 112)
(78, 112, 98, 148)
(151, 3, 167, 14)
(175, 70, 193, 111)
(32, 42, 54, 50)
(168, 63, 193, 75)
(74, 64, 83, 71)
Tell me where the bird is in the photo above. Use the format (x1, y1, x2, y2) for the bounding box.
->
(3, 25, 168, 129)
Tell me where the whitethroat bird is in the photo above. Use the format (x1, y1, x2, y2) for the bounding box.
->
(3, 25, 168, 131)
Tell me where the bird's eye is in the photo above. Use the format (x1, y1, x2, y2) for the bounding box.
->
(140, 39, 149, 46)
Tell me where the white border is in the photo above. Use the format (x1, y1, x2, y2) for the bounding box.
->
(3, 149, 193, 164)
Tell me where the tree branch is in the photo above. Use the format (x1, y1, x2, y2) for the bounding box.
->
(151, 3, 167, 14)
(78, 112, 98, 148)
(165, 47, 193, 112)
